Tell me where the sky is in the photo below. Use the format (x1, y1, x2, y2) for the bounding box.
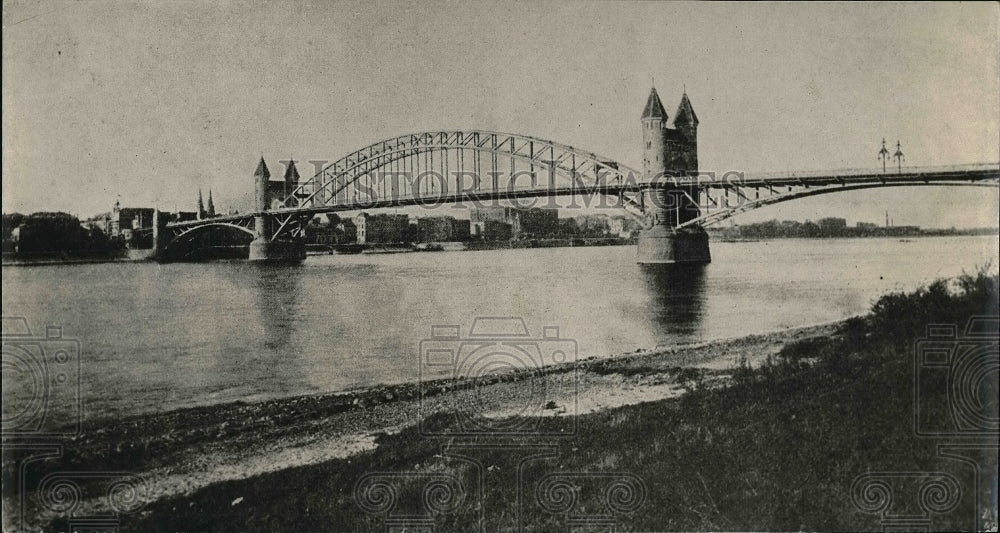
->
(2, 1, 998, 228)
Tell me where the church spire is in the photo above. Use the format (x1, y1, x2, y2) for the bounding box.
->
(207, 189, 215, 216)
(197, 189, 205, 220)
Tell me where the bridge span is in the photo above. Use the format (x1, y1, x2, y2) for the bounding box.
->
(158, 88, 999, 263)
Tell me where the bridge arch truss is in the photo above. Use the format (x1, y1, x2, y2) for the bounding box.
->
(277, 130, 648, 219)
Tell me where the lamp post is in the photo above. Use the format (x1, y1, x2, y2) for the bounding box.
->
(877, 138, 890, 174)
(893, 140, 904, 173)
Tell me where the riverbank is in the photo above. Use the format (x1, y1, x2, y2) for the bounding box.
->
(8, 267, 997, 531)
(111, 270, 996, 531)
(10, 321, 836, 531)
(1, 249, 154, 266)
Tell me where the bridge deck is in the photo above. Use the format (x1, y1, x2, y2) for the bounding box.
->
(165, 164, 998, 229)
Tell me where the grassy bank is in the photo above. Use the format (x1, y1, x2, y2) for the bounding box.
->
(38, 269, 997, 531)
(8, 322, 834, 532)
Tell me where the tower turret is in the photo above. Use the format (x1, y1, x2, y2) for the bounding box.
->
(248, 156, 305, 262)
(197, 189, 205, 220)
(642, 87, 668, 180)
(283, 159, 300, 207)
(254, 157, 270, 213)
(672, 91, 699, 171)
(635, 84, 710, 264)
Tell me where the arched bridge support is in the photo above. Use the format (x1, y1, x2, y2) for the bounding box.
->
(157, 213, 306, 263)
(247, 214, 272, 261)
(637, 187, 711, 264)
(248, 214, 306, 262)
(248, 236, 305, 262)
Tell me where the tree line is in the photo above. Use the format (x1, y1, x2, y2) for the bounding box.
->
(2, 212, 122, 255)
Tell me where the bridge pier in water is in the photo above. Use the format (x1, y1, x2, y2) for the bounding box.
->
(636, 187, 711, 264)
(637, 225, 711, 264)
(248, 236, 305, 262)
(248, 158, 306, 263)
(247, 214, 271, 261)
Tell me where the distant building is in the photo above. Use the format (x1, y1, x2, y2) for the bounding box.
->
(469, 206, 558, 238)
(417, 216, 471, 242)
(82, 202, 155, 248)
(305, 215, 360, 246)
(574, 214, 612, 236)
(470, 206, 508, 225)
(514, 207, 558, 237)
(818, 217, 847, 231)
(355, 212, 410, 244)
(87, 201, 156, 248)
(479, 220, 513, 241)
(171, 211, 199, 223)
(338, 219, 357, 243)
(884, 225, 921, 236)
(8, 226, 21, 250)
(84, 213, 111, 234)
(109, 202, 156, 238)
(609, 215, 636, 238)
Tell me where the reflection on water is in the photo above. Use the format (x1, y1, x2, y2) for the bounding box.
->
(249, 264, 303, 351)
(640, 264, 707, 339)
(204, 263, 310, 403)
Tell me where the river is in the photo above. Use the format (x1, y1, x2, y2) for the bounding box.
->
(2, 235, 996, 426)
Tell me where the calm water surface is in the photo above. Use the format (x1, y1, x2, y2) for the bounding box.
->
(2, 236, 996, 423)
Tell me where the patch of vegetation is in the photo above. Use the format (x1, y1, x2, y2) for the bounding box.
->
(3, 211, 122, 257)
(101, 269, 999, 532)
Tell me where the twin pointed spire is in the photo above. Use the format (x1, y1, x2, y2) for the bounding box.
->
(196, 189, 216, 218)
(642, 86, 698, 127)
(254, 156, 300, 182)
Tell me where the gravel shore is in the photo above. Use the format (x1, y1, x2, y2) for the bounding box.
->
(7, 321, 841, 530)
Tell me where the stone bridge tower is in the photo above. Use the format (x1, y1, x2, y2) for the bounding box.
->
(637, 87, 711, 264)
(249, 157, 273, 260)
(248, 157, 306, 262)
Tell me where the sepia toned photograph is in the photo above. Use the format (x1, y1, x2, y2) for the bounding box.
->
(2, 1, 998, 531)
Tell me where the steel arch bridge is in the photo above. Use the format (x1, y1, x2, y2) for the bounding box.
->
(161, 129, 999, 251)
(279, 130, 649, 218)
